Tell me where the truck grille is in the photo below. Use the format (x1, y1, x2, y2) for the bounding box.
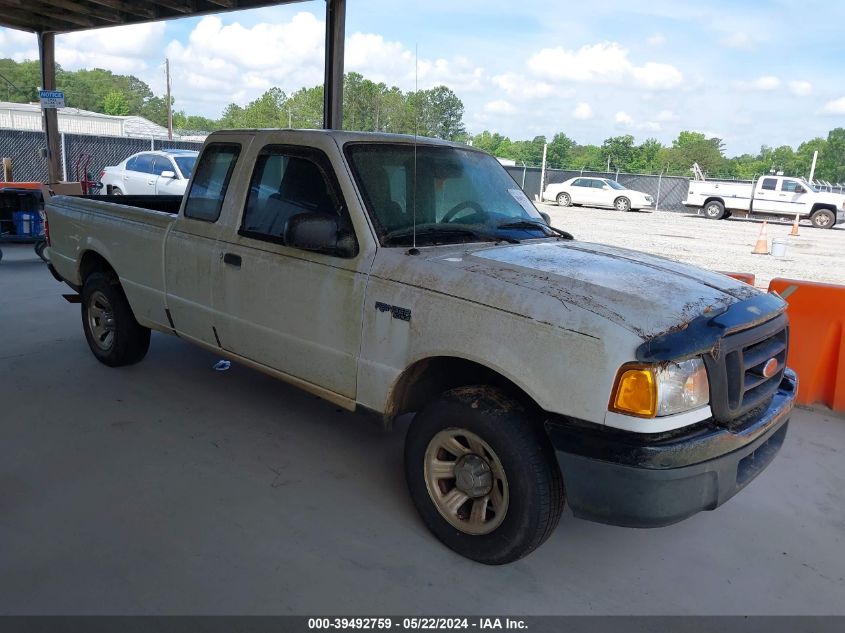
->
(704, 312, 789, 424)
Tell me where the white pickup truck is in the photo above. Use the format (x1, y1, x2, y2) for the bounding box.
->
(45, 129, 796, 564)
(684, 174, 845, 228)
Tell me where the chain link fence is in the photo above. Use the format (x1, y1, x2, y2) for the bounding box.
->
(2, 128, 697, 211)
(504, 165, 692, 211)
(0, 129, 205, 183)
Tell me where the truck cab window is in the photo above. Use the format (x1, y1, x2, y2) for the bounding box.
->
(184, 144, 241, 222)
(760, 178, 777, 191)
(781, 180, 803, 193)
(240, 147, 348, 248)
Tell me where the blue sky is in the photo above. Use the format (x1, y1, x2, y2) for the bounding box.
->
(1, 0, 844, 155)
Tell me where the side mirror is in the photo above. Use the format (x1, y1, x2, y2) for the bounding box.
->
(602, 185, 611, 190)
(540, 212, 551, 225)
(285, 212, 357, 258)
(794, 186, 805, 194)
(160, 170, 176, 179)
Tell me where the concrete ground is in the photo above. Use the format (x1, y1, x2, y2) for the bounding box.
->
(539, 202, 845, 289)
(1, 242, 844, 615)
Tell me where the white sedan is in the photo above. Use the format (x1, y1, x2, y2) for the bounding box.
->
(542, 177, 654, 211)
(100, 149, 197, 196)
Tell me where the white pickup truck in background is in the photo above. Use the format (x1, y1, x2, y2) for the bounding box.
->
(44, 129, 796, 564)
(684, 174, 845, 228)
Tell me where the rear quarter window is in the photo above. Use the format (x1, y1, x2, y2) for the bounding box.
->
(183, 143, 241, 222)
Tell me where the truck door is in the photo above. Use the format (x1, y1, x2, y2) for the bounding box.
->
(751, 176, 780, 214)
(211, 143, 369, 400)
(164, 142, 243, 347)
(777, 179, 809, 216)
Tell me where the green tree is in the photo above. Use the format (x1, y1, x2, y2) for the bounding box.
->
(102, 90, 130, 116)
(818, 128, 845, 182)
(546, 132, 575, 168)
(601, 135, 637, 171)
(663, 131, 726, 176)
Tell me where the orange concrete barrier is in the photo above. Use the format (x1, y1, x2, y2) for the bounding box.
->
(719, 271, 756, 285)
(769, 278, 845, 411)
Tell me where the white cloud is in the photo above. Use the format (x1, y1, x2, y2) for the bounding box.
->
(655, 109, 677, 122)
(737, 75, 781, 91)
(526, 42, 683, 90)
(491, 72, 558, 100)
(58, 23, 165, 74)
(820, 97, 845, 115)
(788, 80, 812, 96)
(646, 34, 665, 46)
(484, 99, 515, 114)
(631, 62, 683, 90)
(615, 111, 634, 126)
(721, 31, 755, 49)
(572, 102, 593, 120)
(0, 29, 37, 62)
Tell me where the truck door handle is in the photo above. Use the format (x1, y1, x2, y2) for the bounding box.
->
(223, 253, 242, 268)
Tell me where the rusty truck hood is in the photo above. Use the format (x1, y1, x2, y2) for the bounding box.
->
(417, 239, 763, 340)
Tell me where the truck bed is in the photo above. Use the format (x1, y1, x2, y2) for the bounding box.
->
(79, 195, 183, 214)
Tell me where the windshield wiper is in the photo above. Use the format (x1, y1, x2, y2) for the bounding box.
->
(384, 225, 520, 246)
(496, 219, 574, 240)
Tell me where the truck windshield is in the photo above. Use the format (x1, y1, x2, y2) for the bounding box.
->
(345, 143, 548, 246)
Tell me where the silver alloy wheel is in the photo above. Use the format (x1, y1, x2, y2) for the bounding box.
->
(423, 427, 509, 535)
(705, 203, 721, 217)
(813, 212, 832, 228)
(615, 197, 631, 211)
(557, 192, 571, 206)
(87, 290, 116, 351)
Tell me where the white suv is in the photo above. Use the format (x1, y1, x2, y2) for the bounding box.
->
(101, 149, 198, 196)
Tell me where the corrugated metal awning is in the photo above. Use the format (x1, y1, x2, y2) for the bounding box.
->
(0, 0, 308, 34)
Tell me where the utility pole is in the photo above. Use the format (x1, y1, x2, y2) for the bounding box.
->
(288, 106, 292, 128)
(165, 58, 172, 140)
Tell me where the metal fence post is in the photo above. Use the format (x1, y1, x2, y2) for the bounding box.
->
(150, 137, 155, 151)
(656, 170, 663, 211)
(60, 132, 68, 182)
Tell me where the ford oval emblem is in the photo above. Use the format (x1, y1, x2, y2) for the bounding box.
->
(762, 358, 779, 378)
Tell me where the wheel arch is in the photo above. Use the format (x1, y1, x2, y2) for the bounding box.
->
(79, 249, 118, 286)
(810, 203, 837, 215)
(384, 355, 543, 427)
(702, 196, 726, 208)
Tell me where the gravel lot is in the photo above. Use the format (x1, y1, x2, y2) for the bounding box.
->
(539, 203, 845, 289)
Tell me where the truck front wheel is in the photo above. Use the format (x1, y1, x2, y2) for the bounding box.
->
(810, 209, 835, 229)
(704, 200, 725, 220)
(81, 272, 150, 367)
(404, 386, 564, 564)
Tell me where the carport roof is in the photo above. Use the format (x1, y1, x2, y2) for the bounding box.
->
(0, 0, 308, 34)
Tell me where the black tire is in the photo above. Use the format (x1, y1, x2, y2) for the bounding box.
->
(34, 240, 48, 262)
(556, 192, 571, 207)
(81, 272, 150, 366)
(614, 196, 631, 212)
(404, 386, 564, 565)
(810, 209, 835, 229)
(704, 200, 725, 220)
(110, 187, 123, 195)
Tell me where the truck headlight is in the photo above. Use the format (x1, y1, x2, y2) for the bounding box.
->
(610, 359, 709, 418)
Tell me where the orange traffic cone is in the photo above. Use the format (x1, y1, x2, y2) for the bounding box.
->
(752, 221, 769, 254)
(789, 214, 800, 236)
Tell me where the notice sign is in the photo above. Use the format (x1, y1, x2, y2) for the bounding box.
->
(39, 90, 65, 109)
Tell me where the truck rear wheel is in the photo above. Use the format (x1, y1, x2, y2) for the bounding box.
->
(81, 272, 150, 367)
(404, 386, 564, 565)
(704, 200, 725, 220)
(810, 209, 835, 229)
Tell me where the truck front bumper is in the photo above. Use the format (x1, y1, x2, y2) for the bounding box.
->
(545, 369, 797, 528)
